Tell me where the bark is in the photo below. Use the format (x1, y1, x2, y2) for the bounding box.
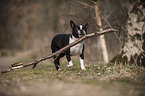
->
(1, 29, 117, 73)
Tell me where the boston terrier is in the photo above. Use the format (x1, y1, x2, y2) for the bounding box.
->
(51, 20, 88, 71)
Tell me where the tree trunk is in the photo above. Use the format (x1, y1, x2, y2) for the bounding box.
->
(94, 1, 109, 64)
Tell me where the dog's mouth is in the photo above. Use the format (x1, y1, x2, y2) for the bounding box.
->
(78, 34, 85, 38)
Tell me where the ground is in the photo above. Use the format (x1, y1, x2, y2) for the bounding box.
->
(0, 51, 145, 96)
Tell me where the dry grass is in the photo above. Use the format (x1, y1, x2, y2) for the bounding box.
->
(0, 50, 145, 96)
(0, 60, 145, 96)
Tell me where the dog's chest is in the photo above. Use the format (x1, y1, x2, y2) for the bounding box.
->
(69, 36, 84, 56)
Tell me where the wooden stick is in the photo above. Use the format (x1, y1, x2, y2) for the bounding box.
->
(1, 29, 117, 73)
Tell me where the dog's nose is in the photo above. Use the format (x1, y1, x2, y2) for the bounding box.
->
(80, 30, 85, 35)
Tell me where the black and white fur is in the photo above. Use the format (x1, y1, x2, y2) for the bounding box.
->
(51, 20, 88, 71)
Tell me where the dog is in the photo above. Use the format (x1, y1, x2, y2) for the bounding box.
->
(51, 20, 88, 71)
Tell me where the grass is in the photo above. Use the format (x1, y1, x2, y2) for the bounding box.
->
(0, 61, 145, 96)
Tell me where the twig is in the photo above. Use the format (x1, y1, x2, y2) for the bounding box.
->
(1, 29, 117, 73)
(77, 0, 94, 8)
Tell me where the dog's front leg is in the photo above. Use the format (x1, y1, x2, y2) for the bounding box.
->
(80, 54, 86, 70)
(80, 45, 86, 70)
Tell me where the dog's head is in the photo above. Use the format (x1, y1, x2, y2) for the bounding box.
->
(70, 20, 88, 38)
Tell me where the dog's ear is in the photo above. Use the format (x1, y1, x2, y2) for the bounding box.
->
(84, 23, 88, 29)
(70, 20, 76, 29)
(84, 23, 88, 33)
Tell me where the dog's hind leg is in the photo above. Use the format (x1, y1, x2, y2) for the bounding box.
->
(53, 56, 61, 71)
(66, 54, 73, 67)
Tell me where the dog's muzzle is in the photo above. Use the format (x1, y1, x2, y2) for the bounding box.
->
(78, 30, 86, 37)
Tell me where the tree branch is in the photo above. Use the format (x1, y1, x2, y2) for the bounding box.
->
(1, 29, 117, 73)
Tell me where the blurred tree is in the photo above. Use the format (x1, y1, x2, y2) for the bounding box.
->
(0, 0, 128, 64)
(122, 0, 145, 66)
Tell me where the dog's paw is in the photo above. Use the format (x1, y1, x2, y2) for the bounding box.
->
(81, 67, 86, 70)
(67, 61, 73, 67)
(58, 69, 61, 71)
(67, 64, 73, 67)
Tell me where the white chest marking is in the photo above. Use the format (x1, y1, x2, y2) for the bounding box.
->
(69, 35, 84, 56)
